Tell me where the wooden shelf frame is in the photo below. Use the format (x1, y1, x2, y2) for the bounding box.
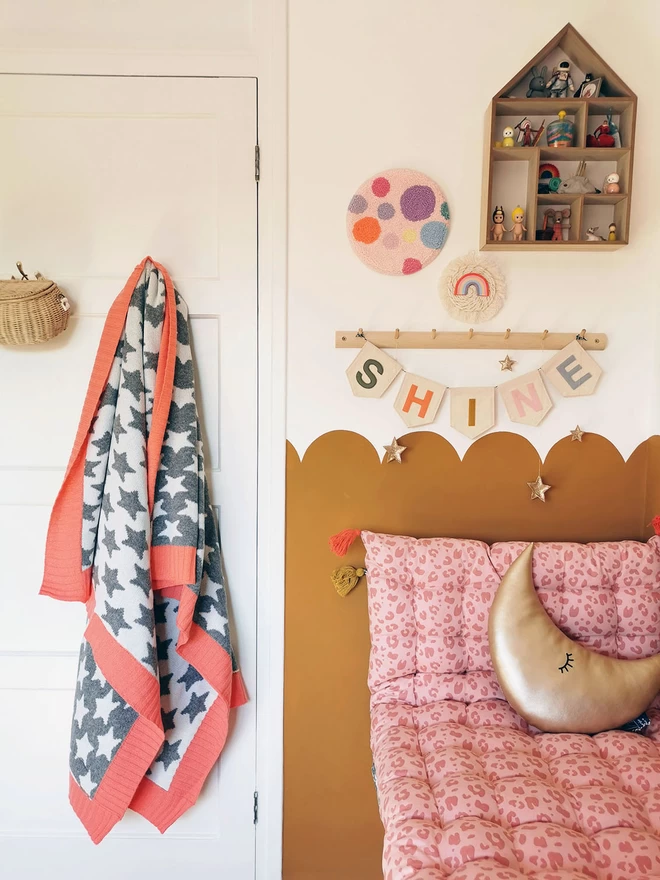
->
(335, 330, 608, 351)
(481, 24, 637, 252)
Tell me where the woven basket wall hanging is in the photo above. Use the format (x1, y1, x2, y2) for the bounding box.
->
(0, 262, 70, 345)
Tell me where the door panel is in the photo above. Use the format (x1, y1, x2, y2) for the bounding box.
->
(0, 74, 257, 878)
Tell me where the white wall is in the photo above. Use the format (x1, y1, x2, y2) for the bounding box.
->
(288, 0, 660, 460)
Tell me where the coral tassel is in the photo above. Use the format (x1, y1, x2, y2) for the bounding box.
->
(331, 565, 366, 597)
(329, 528, 361, 557)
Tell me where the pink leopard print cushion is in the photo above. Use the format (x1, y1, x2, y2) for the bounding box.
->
(363, 533, 660, 880)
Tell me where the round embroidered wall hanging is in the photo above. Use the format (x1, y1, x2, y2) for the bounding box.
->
(346, 169, 450, 275)
(439, 251, 506, 324)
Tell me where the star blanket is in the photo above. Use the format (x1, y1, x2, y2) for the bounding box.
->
(41, 257, 247, 843)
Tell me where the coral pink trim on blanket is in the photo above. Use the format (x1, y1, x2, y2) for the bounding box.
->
(69, 716, 164, 844)
(151, 545, 197, 591)
(40, 256, 178, 602)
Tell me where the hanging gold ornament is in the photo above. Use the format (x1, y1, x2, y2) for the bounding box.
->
(383, 437, 407, 463)
(499, 354, 516, 372)
(570, 425, 585, 442)
(527, 475, 551, 502)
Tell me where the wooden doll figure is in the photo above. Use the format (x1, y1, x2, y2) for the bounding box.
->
(511, 206, 527, 242)
(551, 216, 563, 241)
(490, 206, 507, 241)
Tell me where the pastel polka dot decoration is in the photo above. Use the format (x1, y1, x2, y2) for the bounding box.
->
(439, 251, 506, 324)
(347, 169, 450, 275)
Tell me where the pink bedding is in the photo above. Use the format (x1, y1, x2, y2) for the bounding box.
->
(364, 533, 660, 880)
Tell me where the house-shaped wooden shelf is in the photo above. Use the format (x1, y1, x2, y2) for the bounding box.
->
(480, 23, 636, 251)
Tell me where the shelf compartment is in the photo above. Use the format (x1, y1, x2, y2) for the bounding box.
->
(492, 147, 539, 162)
(584, 193, 627, 205)
(539, 147, 629, 161)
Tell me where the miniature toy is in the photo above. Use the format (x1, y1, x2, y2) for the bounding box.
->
(585, 226, 605, 241)
(548, 177, 562, 192)
(604, 172, 621, 194)
(546, 61, 574, 99)
(586, 119, 615, 148)
(511, 206, 527, 242)
(551, 216, 563, 241)
(502, 126, 515, 148)
(574, 73, 594, 97)
(608, 223, 617, 241)
(561, 207, 571, 241)
(546, 110, 574, 147)
(527, 65, 550, 98)
(580, 76, 603, 99)
(558, 161, 598, 195)
(515, 117, 545, 147)
(538, 162, 560, 194)
(537, 208, 556, 240)
(490, 206, 507, 241)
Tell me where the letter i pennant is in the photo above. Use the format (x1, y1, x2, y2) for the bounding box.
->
(346, 341, 402, 398)
(394, 373, 447, 427)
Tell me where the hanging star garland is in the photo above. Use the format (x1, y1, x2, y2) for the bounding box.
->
(570, 425, 584, 442)
(383, 437, 407, 464)
(499, 354, 516, 372)
(527, 475, 551, 502)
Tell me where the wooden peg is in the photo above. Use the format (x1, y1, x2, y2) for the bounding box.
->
(394, 328, 400, 340)
(468, 328, 474, 340)
(541, 329, 548, 341)
(504, 328, 511, 340)
(431, 328, 437, 339)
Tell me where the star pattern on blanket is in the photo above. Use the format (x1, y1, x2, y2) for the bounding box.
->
(70, 642, 137, 799)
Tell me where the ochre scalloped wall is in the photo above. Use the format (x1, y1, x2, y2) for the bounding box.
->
(283, 431, 660, 880)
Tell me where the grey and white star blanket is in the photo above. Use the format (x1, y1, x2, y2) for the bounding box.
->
(41, 257, 247, 843)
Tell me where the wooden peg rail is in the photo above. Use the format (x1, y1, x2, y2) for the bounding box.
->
(335, 330, 608, 351)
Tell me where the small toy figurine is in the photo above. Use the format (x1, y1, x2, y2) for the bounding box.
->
(561, 207, 571, 241)
(511, 206, 527, 242)
(608, 222, 617, 241)
(558, 161, 598, 194)
(490, 205, 507, 241)
(546, 110, 574, 147)
(527, 66, 550, 98)
(604, 172, 621, 194)
(574, 72, 594, 97)
(515, 116, 545, 146)
(585, 226, 605, 241)
(586, 120, 615, 148)
(551, 216, 563, 241)
(546, 61, 574, 99)
(502, 126, 515, 148)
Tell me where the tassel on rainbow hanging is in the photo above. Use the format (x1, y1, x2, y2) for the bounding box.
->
(328, 528, 365, 597)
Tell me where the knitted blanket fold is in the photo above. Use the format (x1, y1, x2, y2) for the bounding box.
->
(41, 257, 247, 844)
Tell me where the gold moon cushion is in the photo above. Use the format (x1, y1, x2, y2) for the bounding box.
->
(488, 543, 660, 734)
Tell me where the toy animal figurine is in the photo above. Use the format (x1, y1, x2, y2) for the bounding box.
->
(502, 126, 515, 148)
(527, 65, 549, 98)
(490, 206, 507, 241)
(574, 72, 594, 97)
(515, 116, 545, 147)
(558, 161, 598, 195)
(511, 206, 527, 242)
(546, 61, 574, 99)
(608, 223, 617, 241)
(585, 226, 605, 241)
(551, 216, 563, 241)
(604, 172, 621, 194)
(561, 207, 571, 241)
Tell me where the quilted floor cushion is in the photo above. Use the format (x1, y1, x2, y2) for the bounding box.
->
(364, 533, 660, 880)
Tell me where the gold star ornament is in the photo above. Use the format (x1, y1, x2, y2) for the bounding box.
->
(383, 437, 407, 464)
(570, 425, 584, 442)
(527, 475, 551, 502)
(499, 354, 516, 372)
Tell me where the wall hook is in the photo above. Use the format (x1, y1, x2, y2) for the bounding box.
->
(541, 329, 548, 341)
(504, 328, 511, 340)
(394, 328, 400, 341)
(431, 328, 437, 339)
(468, 328, 474, 340)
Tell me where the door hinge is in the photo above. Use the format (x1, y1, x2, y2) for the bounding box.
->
(253, 790, 259, 824)
(254, 145, 260, 182)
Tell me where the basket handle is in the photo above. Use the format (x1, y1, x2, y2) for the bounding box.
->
(16, 261, 28, 280)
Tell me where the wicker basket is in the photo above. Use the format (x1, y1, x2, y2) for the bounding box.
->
(0, 271, 70, 346)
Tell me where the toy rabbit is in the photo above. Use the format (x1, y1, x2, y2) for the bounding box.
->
(511, 206, 527, 242)
(527, 66, 549, 98)
(490, 206, 507, 241)
(585, 226, 605, 241)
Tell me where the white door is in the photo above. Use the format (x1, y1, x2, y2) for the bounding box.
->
(0, 75, 257, 878)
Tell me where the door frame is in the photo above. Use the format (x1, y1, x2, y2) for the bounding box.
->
(0, 1, 289, 876)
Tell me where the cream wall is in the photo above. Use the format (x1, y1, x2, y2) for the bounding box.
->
(288, 0, 660, 460)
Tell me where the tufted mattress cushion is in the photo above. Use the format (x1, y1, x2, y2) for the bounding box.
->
(363, 532, 660, 880)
